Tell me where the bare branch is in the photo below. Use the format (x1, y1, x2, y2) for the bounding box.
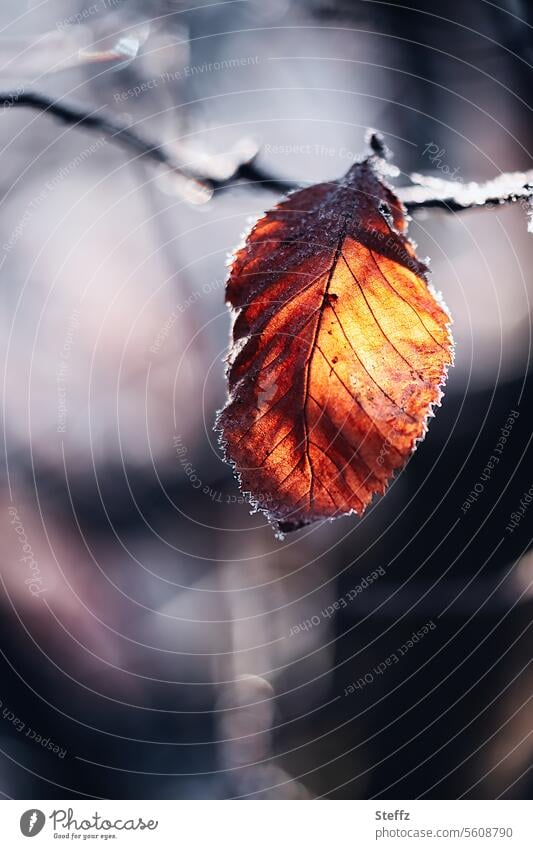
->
(2, 92, 533, 214)
(0, 90, 295, 197)
(398, 170, 533, 214)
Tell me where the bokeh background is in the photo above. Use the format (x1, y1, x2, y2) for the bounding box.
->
(0, 0, 532, 799)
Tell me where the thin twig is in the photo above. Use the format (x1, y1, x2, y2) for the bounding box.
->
(398, 170, 533, 213)
(2, 91, 182, 168)
(2, 91, 533, 212)
(0, 91, 294, 196)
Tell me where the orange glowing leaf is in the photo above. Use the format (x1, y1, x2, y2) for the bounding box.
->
(217, 151, 453, 532)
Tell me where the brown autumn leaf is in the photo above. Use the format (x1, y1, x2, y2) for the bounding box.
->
(217, 147, 453, 533)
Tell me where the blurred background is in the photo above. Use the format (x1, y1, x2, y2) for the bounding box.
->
(0, 0, 532, 800)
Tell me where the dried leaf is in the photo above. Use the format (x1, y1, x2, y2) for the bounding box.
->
(217, 152, 453, 533)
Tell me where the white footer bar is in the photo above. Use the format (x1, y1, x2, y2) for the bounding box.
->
(2, 800, 530, 847)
